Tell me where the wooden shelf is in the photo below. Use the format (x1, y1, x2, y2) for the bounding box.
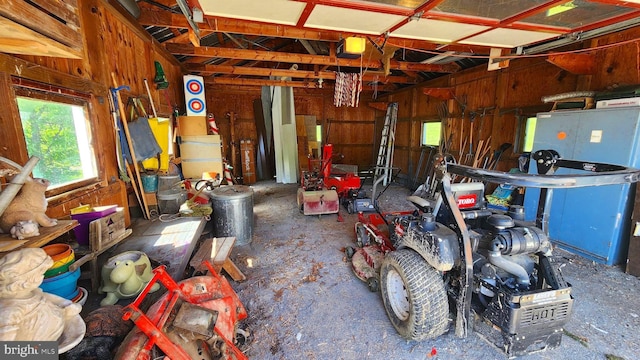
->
(0, 220, 78, 255)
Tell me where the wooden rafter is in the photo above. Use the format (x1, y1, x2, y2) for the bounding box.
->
(186, 64, 418, 84)
(166, 43, 459, 72)
(206, 77, 396, 91)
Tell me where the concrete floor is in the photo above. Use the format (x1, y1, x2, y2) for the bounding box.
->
(79, 180, 640, 359)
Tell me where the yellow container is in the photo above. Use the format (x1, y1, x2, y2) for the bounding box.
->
(142, 117, 171, 171)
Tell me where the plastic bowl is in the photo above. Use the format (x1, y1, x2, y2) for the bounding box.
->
(39, 267, 81, 300)
(43, 260, 74, 278)
(43, 243, 74, 263)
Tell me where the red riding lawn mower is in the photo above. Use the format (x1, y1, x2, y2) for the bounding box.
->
(297, 144, 361, 218)
(346, 151, 640, 358)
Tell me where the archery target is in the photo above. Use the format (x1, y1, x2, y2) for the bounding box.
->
(184, 75, 206, 116)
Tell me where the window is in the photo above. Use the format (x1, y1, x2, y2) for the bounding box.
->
(15, 88, 98, 193)
(522, 117, 537, 152)
(421, 121, 441, 146)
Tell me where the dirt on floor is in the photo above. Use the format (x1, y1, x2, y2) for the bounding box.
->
(226, 180, 640, 360)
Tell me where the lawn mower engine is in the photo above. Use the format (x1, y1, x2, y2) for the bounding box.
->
(389, 206, 573, 356)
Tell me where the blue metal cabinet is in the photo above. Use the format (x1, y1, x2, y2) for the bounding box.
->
(523, 107, 640, 265)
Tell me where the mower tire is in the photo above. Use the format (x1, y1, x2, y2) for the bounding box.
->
(367, 277, 379, 292)
(380, 249, 449, 340)
(355, 223, 369, 247)
(345, 246, 355, 259)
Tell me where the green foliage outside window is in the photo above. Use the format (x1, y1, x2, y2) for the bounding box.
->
(17, 97, 95, 187)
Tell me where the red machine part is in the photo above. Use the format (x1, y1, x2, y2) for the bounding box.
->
(116, 263, 248, 360)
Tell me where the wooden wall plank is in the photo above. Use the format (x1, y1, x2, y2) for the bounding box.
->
(0, 0, 82, 49)
(0, 72, 28, 163)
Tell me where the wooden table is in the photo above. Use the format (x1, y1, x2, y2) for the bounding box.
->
(109, 217, 207, 280)
(0, 220, 78, 255)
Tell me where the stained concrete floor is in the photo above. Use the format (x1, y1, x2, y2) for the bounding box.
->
(229, 180, 640, 360)
(79, 179, 640, 360)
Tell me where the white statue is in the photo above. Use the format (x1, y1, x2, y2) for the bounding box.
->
(0, 248, 82, 342)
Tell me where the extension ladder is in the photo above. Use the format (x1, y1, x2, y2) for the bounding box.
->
(374, 103, 398, 186)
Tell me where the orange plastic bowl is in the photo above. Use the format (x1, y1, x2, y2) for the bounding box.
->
(43, 243, 75, 268)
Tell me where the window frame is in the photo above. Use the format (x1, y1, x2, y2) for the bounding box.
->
(420, 120, 442, 147)
(7, 77, 103, 198)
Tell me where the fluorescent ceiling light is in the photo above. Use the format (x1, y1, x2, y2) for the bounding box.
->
(547, 1, 576, 17)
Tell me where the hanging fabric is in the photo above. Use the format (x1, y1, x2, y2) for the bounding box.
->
(334, 72, 362, 107)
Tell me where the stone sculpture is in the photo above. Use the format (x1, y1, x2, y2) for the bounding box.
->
(0, 177, 57, 234)
(0, 248, 82, 342)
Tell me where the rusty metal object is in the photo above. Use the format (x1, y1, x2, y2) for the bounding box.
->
(115, 263, 248, 360)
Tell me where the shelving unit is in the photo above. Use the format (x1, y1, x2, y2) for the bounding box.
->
(0, 219, 78, 255)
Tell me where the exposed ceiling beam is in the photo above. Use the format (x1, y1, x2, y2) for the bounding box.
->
(207, 78, 317, 88)
(205, 77, 396, 91)
(187, 64, 418, 83)
(165, 43, 459, 72)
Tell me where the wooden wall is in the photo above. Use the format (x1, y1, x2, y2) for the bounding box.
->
(376, 26, 640, 183)
(206, 22, 640, 182)
(206, 85, 378, 173)
(0, 0, 184, 225)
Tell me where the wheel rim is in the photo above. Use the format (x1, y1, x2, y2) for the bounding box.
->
(386, 268, 410, 321)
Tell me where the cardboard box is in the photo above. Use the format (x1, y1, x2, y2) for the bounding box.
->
(89, 207, 126, 249)
(596, 97, 640, 109)
(180, 135, 223, 179)
(178, 116, 208, 136)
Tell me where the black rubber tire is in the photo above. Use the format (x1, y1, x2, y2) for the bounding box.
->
(356, 223, 369, 247)
(347, 202, 354, 214)
(380, 249, 449, 340)
(345, 246, 355, 259)
(367, 277, 379, 292)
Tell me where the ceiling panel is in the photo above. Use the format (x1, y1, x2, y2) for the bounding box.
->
(199, 0, 306, 26)
(392, 19, 490, 43)
(433, 0, 549, 20)
(520, 0, 635, 29)
(305, 5, 406, 35)
(460, 28, 560, 48)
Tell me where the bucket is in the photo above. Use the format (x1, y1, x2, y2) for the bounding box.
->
(141, 173, 159, 193)
(39, 267, 81, 300)
(158, 175, 181, 192)
(157, 189, 187, 214)
(210, 185, 254, 245)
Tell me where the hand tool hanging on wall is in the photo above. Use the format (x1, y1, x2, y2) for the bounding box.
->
(108, 86, 131, 183)
(144, 78, 158, 118)
(111, 73, 152, 219)
(465, 112, 476, 164)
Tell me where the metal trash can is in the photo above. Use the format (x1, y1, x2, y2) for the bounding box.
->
(210, 185, 254, 245)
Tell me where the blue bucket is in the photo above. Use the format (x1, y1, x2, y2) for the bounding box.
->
(141, 173, 159, 193)
(39, 267, 81, 300)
